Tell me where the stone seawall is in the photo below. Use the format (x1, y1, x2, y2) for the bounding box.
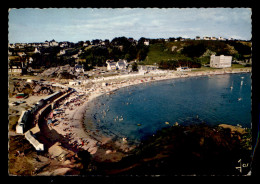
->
(24, 89, 75, 151)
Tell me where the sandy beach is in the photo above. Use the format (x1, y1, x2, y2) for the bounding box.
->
(48, 67, 251, 160)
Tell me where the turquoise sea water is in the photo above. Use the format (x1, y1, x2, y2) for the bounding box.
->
(85, 73, 251, 144)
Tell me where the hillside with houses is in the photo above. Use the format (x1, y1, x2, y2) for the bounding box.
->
(8, 36, 252, 78)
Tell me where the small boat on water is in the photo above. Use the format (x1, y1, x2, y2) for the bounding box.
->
(238, 98, 242, 101)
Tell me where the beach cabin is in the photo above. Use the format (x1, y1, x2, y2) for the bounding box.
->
(210, 55, 232, 68)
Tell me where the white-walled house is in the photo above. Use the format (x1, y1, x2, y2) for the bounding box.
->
(106, 60, 117, 70)
(50, 40, 59, 47)
(116, 59, 128, 70)
(218, 37, 226, 41)
(210, 55, 232, 68)
(28, 57, 33, 64)
(106, 59, 128, 70)
(144, 40, 149, 46)
(34, 47, 41, 54)
(203, 36, 210, 40)
(195, 36, 201, 40)
(42, 41, 50, 47)
(59, 49, 66, 55)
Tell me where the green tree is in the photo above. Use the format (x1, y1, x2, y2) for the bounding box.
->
(182, 43, 206, 58)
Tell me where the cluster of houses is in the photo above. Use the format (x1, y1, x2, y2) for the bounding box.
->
(195, 36, 229, 41)
(9, 55, 235, 76)
(106, 59, 129, 71)
(9, 36, 240, 50)
(9, 39, 67, 49)
(9, 36, 250, 76)
(8, 38, 140, 50)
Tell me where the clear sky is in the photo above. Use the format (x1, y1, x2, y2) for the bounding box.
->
(8, 8, 252, 43)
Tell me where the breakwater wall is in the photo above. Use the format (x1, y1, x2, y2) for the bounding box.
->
(28, 89, 75, 151)
(20, 88, 75, 151)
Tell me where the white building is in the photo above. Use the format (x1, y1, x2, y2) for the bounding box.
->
(9, 65, 22, 74)
(59, 42, 69, 48)
(34, 47, 41, 54)
(210, 55, 232, 68)
(195, 36, 200, 40)
(8, 44, 15, 48)
(50, 40, 59, 47)
(203, 36, 210, 40)
(83, 42, 89, 47)
(218, 37, 226, 41)
(139, 65, 158, 74)
(116, 59, 128, 70)
(106, 60, 117, 70)
(28, 57, 33, 64)
(144, 40, 149, 46)
(59, 49, 66, 55)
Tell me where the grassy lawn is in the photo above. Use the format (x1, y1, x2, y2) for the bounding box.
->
(190, 66, 220, 72)
(143, 43, 178, 65)
(230, 64, 246, 68)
